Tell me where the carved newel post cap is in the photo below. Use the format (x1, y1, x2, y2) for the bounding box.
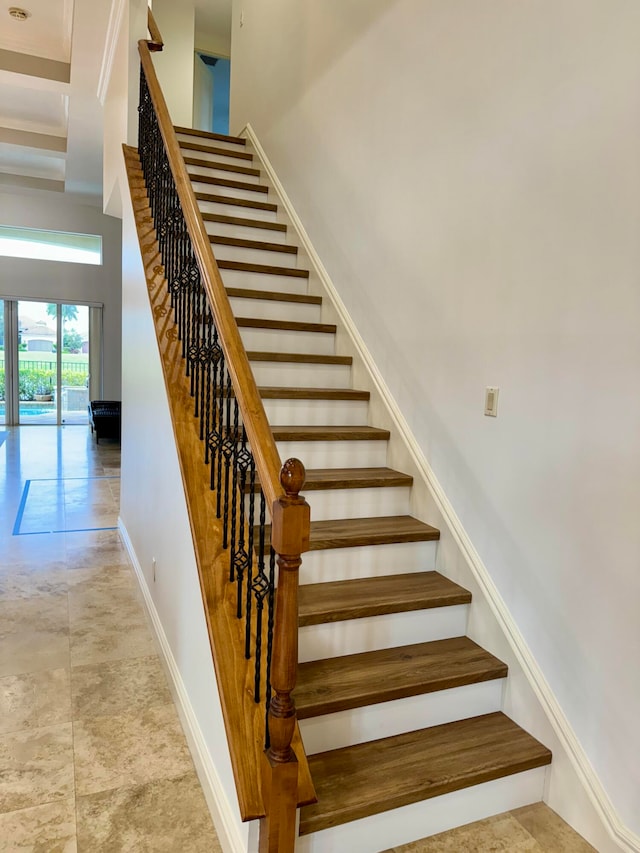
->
(280, 458, 305, 497)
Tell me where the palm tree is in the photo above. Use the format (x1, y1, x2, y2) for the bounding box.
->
(46, 304, 78, 322)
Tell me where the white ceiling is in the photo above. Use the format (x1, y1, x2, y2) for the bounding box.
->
(0, 0, 232, 207)
(0, 0, 73, 63)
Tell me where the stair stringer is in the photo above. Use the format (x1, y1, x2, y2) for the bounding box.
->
(240, 123, 632, 853)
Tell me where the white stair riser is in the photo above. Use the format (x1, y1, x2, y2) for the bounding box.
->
(213, 244, 299, 268)
(301, 485, 411, 522)
(249, 361, 352, 389)
(228, 296, 320, 324)
(262, 398, 369, 427)
(203, 220, 289, 243)
(177, 132, 249, 153)
(299, 540, 437, 585)
(275, 438, 386, 469)
(239, 326, 335, 356)
(244, 485, 408, 530)
(180, 148, 255, 169)
(299, 603, 468, 662)
(186, 162, 264, 184)
(219, 269, 308, 295)
(299, 678, 502, 754)
(296, 768, 547, 853)
(191, 180, 270, 203)
(197, 199, 278, 222)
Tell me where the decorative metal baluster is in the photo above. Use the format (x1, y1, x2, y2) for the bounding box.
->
(207, 326, 222, 477)
(234, 428, 252, 620)
(244, 456, 256, 660)
(214, 357, 226, 517)
(221, 369, 234, 549)
(229, 399, 240, 584)
(264, 546, 277, 748)
(252, 491, 269, 702)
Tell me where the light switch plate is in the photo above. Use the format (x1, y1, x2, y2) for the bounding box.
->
(485, 387, 499, 417)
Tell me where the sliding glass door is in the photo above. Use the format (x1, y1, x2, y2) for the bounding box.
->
(1, 299, 96, 426)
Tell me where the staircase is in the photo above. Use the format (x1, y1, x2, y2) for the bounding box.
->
(173, 125, 552, 850)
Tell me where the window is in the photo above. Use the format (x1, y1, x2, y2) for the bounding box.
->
(0, 225, 102, 265)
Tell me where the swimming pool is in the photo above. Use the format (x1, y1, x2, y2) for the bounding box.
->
(0, 404, 55, 417)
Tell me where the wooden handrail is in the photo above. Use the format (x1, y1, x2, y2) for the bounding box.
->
(138, 40, 285, 513)
(136, 38, 311, 849)
(146, 7, 163, 51)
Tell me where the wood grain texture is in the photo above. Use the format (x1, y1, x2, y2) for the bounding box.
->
(202, 212, 286, 232)
(189, 172, 269, 193)
(294, 637, 507, 718)
(183, 155, 260, 176)
(249, 466, 412, 495)
(146, 7, 163, 50)
(257, 387, 369, 401)
(298, 570, 470, 626)
(269, 425, 390, 442)
(195, 191, 277, 211)
(300, 712, 552, 834)
(219, 260, 308, 278)
(261, 515, 440, 552)
(123, 145, 315, 818)
(247, 351, 352, 366)
(236, 317, 333, 333)
(211, 235, 297, 254)
(227, 288, 320, 305)
(174, 125, 247, 145)
(181, 140, 254, 160)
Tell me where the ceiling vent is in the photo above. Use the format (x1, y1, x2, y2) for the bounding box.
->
(8, 7, 31, 21)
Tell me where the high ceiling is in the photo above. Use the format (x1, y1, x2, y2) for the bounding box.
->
(0, 0, 231, 208)
(0, 0, 115, 206)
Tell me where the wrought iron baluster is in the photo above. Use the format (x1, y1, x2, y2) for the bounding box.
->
(265, 546, 277, 748)
(253, 491, 269, 702)
(244, 457, 256, 660)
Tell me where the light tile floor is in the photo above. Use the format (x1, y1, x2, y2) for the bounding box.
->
(0, 426, 598, 852)
(0, 426, 222, 852)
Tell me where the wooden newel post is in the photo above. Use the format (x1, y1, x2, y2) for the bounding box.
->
(259, 458, 310, 853)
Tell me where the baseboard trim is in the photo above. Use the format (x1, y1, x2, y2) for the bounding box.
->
(118, 518, 247, 853)
(242, 123, 639, 853)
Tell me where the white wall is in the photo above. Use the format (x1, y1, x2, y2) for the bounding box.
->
(152, 0, 195, 127)
(0, 190, 122, 397)
(230, 0, 640, 839)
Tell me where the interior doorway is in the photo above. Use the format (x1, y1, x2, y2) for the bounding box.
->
(194, 52, 230, 135)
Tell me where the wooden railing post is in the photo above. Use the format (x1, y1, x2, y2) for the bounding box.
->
(260, 459, 310, 853)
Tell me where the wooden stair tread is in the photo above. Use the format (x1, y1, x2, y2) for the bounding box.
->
(298, 570, 470, 626)
(236, 317, 333, 333)
(260, 387, 368, 400)
(246, 351, 352, 365)
(180, 140, 253, 161)
(299, 712, 552, 835)
(195, 192, 277, 212)
(294, 637, 507, 718)
(201, 212, 286, 232)
(226, 287, 320, 305)
(260, 514, 438, 549)
(306, 515, 439, 549)
(189, 173, 268, 193)
(301, 466, 412, 490)
(183, 156, 259, 177)
(218, 260, 307, 278)
(270, 425, 390, 441)
(212, 234, 297, 254)
(174, 125, 247, 145)
(217, 387, 368, 401)
(248, 466, 412, 495)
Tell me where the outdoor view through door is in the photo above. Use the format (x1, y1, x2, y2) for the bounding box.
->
(0, 301, 91, 426)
